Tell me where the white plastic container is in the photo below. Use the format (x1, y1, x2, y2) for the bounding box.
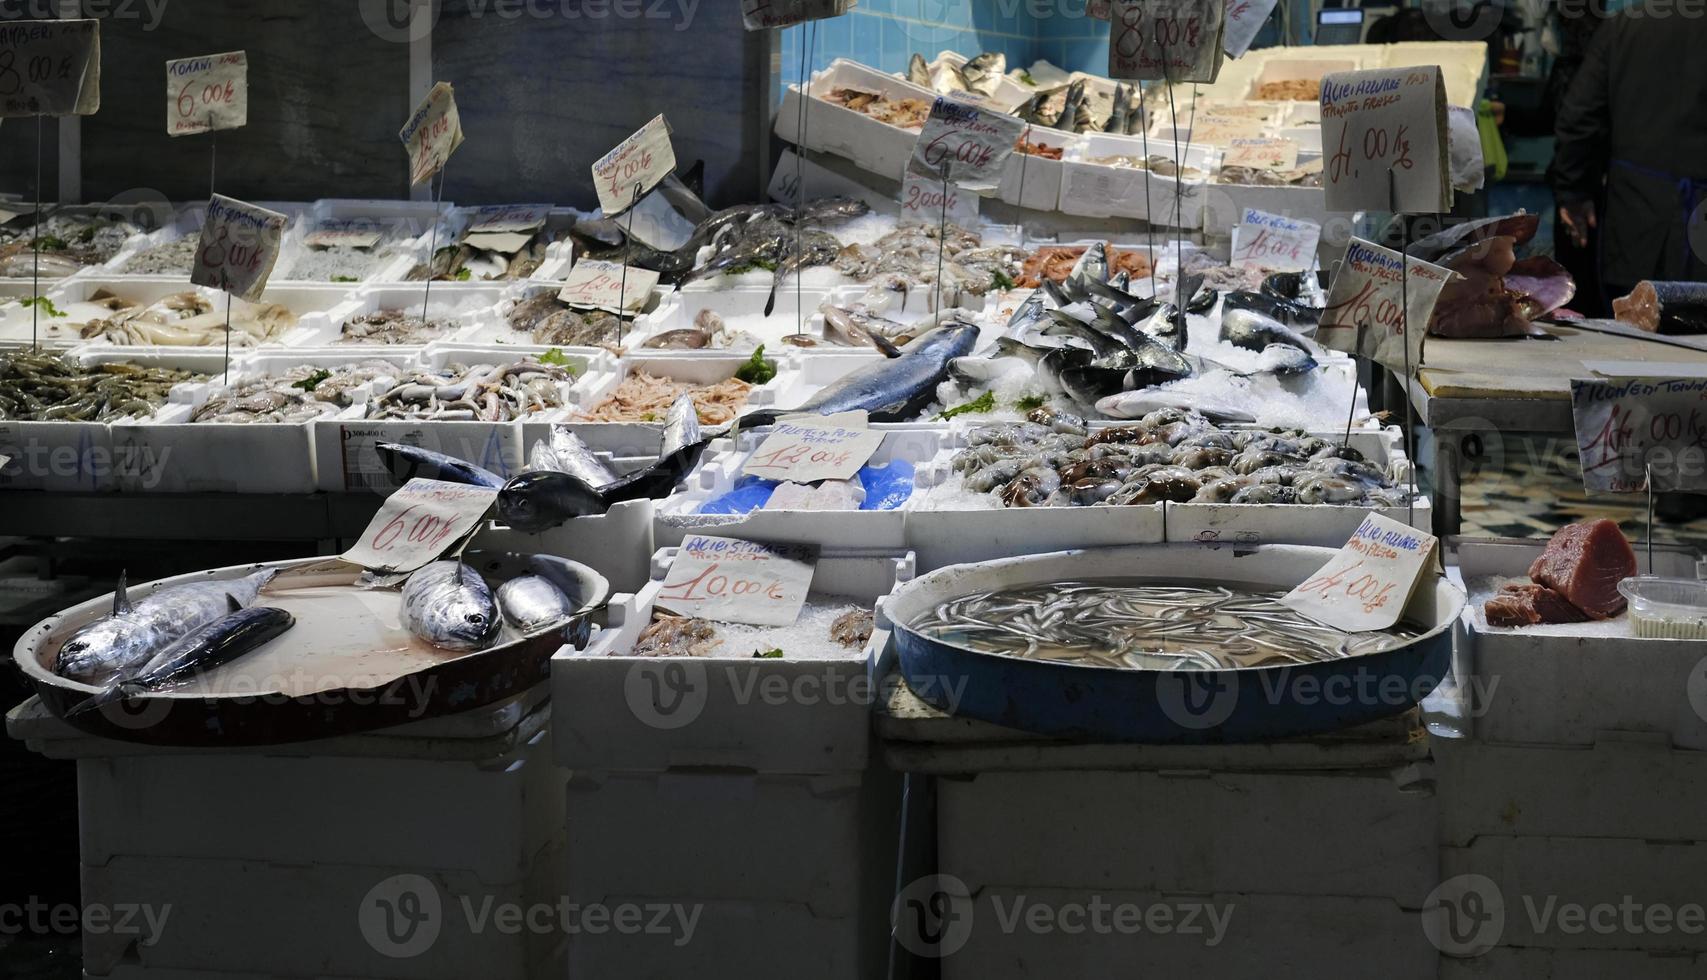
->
(630, 282, 838, 352)
(554, 352, 805, 456)
(296, 282, 508, 348)
(1619, 576, 1707, 638)
(774, 58, 937, 182)
(997, 126, 1077, 213)
(1059, 134, 1216, 228)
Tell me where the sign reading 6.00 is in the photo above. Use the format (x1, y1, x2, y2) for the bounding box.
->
(167, 50, 247, 136)
(0, 19, 101, 118)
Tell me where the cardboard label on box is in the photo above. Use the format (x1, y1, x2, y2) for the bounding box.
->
(1224, 136, 1297, 171)
(1282, 513, 1439, 632)
(909, 96, 1026, 192)
(166, 50, 246, 136)
(1109, 0, 1226, 84)
(741, 0, 855, 29)
(343, 479, 499, 574)
(190, 194, 287, 302)
(0, 19, 100, 117)
(401, 81, 463, 187)
(1230, 207, 1319, 271)
(305, 219, 385, 250)
(742, 412, 883, 483)
(1571, 376, 1707, 494)
(558, 258, 658, 315)
(1317, 237, 1450, 373)
(1320, 66, 1450, 214)
(900, 170, 979, 228)
(1222, 0, 1279, 58)
(656, 535, 816, 627)
(593, 114, 676, 216)
(1186, 114, 1269, 143)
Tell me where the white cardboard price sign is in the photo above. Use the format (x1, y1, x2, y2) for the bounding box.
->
(741, 0, 855, 29)
(900, 170, 979, 228)
(1570, 377, 1707, 494)
(1109, 0, 1226, 85)
(464, 203, 551, 254)
(401, 81, 464, 187)
(593, 115, 676, 217)
(166, 50, 246, 136)
(1317, 237, 1450, 374)
(1281, 514, 1439, 632)
(1320, 67, 1450, 214)
(558, 258, 658, 315)
(1230, 207, 1319, 271)
(909, 96, 1026, 193)
(190, 194, 287, 302)
(305, 219, 385, 250)
(656, 535, 816, 627)
(742, 412, 884, 483)
(1222, 0, 1279, 58)
(0, 19, 100, 117)
(1186, 114, 1269, 143)
(342, 479, 499, 574)
(1224, 137, 1297, 171)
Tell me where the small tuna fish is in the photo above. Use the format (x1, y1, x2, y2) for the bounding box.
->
(496, 575, 576, 633)
(69, 606, 295, 717)
(54, 569, 277, 685)
(402, 562, 500, 652)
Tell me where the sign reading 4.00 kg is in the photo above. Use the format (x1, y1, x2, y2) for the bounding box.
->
(1320, 66, 1450, 214)
(0, 19, 101, 117)
(167, 50, 246, 136)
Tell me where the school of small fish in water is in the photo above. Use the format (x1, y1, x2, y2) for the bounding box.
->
(909, 581, 1421, 671)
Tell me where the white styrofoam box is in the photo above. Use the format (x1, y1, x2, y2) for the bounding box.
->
(1163, 427, 1431, 547)
(108, 349, 418, 494)
(939, 765, 1436, 902)
(939, 890, 1433, 980)
(1457, 537, 1707, 749)
(555, 352, 804, 456)
(1440, 837, 1707, 951)
(39, 276, 351, 349)
(1059, 134, 1216, 228)
(554, 547, 913, 774)
(314, 416, 523, 493)
(452, 279, 658, 347)
(1246, 56, 1362, 101)
(775, 58, 937, 181)
(419, 342, 599, 411)
(477, 498, 655, 595)
(568, 897, 872, 980)
(998, 125, 1076, 212)
(629, 282, 839, 353)
(1434, 734, 1707, 847)
(655, 426, 951, 551)
(1280, 124, 1323, 155)
(1200, 181, 1335, 242)
(295, 281, 509, 347)
(274, 200, 446, 286)
(1379, 41, 1491, 107)
(926, 51, 1032, 113)
(1440, 948, 1707, 979)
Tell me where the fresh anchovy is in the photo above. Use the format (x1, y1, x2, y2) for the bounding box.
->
(741, 323, 980, 426)
(375, 443, 506, 490)
(54, 570, 277, 684)
(496, 575, 576, 633)
(69, 606, 295, 716)
(402, 562, 500, 652)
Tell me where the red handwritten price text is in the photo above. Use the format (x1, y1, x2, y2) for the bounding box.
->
(659, 562, 789, 603)
(1235, 227, 1305, 266)
(369, 503, 463, 554)
(746, 443, 855, 473)
(593, 115, 674, 215)
(1327, 121, 1412, 184)
(1292, 554, 1397, 615)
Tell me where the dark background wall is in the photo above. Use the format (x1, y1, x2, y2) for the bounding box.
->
(1, 0, 769, 210)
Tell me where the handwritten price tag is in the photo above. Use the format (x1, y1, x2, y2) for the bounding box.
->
(1230, 207, 1319, 271)
(1320, 66, 1450, 214)
(741, 0, 855, 29)
(0, 19, 100, 117)
(900, 170, 979, 228)
(1571, 377, 1707, 494)
(1186, 114, 1269, 143)
(401, 81, 464, 187)
(1281, 514, 1439, 632)
(909, 96, 1026, 192)
(305, 219, 386, 250)
(656, 535, 816, 627)
(592, 114, 676, 217)
(1318, 237, 1450, 373)
(342, 479, 499, 574)
(1108, 0, 1226, 85)
(1222, 0, 1279, 57)
(558, 258, 658, 315)
(190, 194, 287, 302)
(742, 412, 883, 483)
(166, 50, 245, 136)
(1224, 137, 1297, 171)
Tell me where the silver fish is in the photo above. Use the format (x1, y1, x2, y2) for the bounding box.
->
(496, 575, 576, 633)
(660, 393, 702, 459)
(528, 427, 621, 487)
(54, 570, 277, 684)
(908, 53, 931, 87)
(402, 562, 500, 652)
(962, 52, 1007, 96)
(70, 606, 295, 716)
(1095, 390, 1256, 424)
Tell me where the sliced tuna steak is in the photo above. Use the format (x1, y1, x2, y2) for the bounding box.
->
(1484, 583, 1589, 628)
(1527, 519, 1637, 620)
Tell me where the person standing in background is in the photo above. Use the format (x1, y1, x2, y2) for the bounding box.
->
(1551, 0, 1707, 307)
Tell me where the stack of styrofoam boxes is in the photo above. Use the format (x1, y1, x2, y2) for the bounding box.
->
(551, 547, 913, 978)
(872, 660, 1442, 977)
(775, 58, 937, 182)
(1432, 539, 1707, 977)
(1059, 134, 1217, 230)
(5, 688, 570, 980)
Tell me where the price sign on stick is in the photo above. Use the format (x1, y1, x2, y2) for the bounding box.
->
(1231, 208, 1320, 271)
(1320, 67, 1451, 214)
(900, 170, 979, 228)
(558, 258, 658, 315)
(305, 219, 385, 250)
(1224, 137, 1298, 171)
(401, 82, 463, 187)
(1571, 377, 1707, 494)
(1108, 0, 1226, 84)
(166, 51, 246, 136)
(0, 19, 100, 117)
(1282, 514, 1440, 632)
(592, 115, 676, 217)
(909, 96, 1025, 192)
(1222, 0, 1280, 58)
(657, 535, 816, 627)
(742, 412, 884, 483)
(1317, 237, 1450, 374)
(343, 479, 500, 575)
(191, 194, 286, 302)
(741, 0, 856, 29)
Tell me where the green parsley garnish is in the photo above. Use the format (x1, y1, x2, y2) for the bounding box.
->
(31, 236, 68, 250)
(539, 348, 574, 367)
(1015, 394, 1046, 412)
(291, 368, 333, 392)
(1019, 70, 1037, 86)
(753, 649, 784, 659)
(20, 296, 65, 318)
(331, 275, 359, 283)
(735, 345, 777, 385)
(454, 268, 473, 281)
(939, 390, 996, 420)
(990, 269, 1016, 291)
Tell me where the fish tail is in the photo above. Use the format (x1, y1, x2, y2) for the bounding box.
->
(66, 684, 137, 719)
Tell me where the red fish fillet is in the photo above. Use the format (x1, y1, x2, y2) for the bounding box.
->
(1527, 519, 1637, 620)
(1484, 583, 1589, 627)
